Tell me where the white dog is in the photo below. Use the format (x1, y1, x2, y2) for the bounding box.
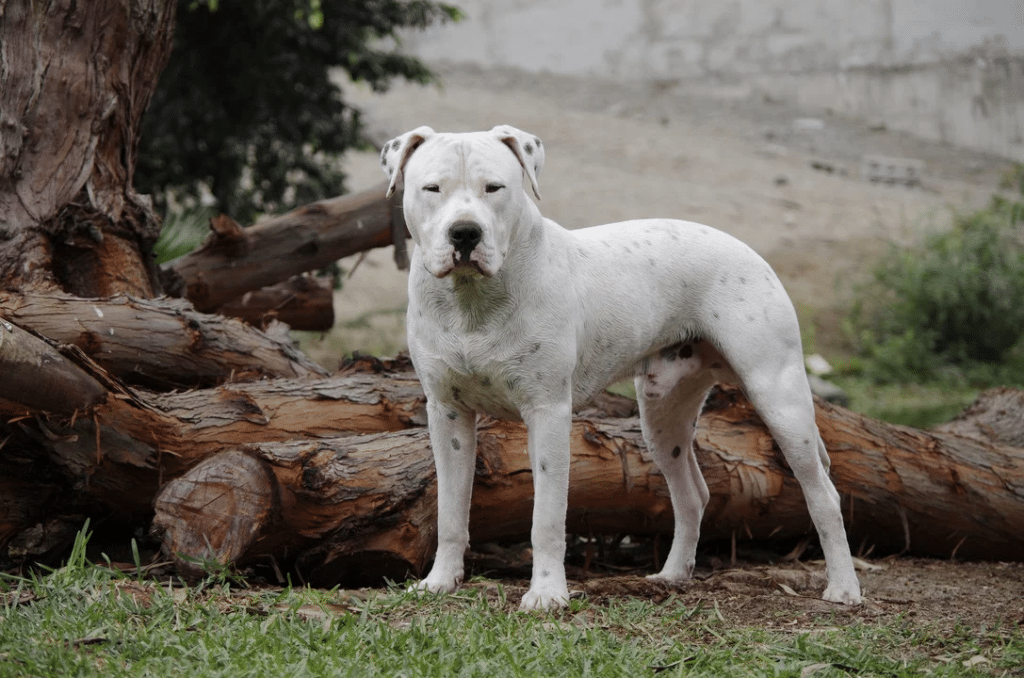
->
(381, 125, 862, 610)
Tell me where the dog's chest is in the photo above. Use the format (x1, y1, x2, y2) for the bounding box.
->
(412, 281, 560, 421)
(439, 366, 523, 421)
(416, 328, 555, 422)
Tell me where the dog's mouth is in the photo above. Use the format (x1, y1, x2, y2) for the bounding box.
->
(443, 253, 491, 278)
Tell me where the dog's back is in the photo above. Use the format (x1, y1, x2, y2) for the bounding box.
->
(553, 218, 802, 405)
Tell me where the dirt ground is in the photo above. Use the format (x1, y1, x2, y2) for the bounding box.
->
(494, 559, 1024, 635)
(308, 66, 1023, 635)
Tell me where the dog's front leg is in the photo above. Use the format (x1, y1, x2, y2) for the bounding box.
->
(520, 401, 573, 611)
(417, 399, 477, 595)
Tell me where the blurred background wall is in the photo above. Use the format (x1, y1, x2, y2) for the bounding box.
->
(399, 0, 1024, 160)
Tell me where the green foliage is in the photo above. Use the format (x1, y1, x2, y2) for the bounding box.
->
(847, 190, 1024, 385)
(999, 162, 1024, 194)
(137, 0, 461, 223)
(828, 378, 980, 429)
(152, 206, 218, 264)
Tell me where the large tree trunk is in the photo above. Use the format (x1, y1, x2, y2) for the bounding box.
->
(0, 0, 177, 296)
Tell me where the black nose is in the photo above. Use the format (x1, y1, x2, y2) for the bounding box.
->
(448, 221, 482, 260)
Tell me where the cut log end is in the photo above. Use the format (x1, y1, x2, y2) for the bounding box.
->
(151, 450, 277, 578)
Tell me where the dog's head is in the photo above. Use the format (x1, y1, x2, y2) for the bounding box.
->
(381, 126, 544, 279)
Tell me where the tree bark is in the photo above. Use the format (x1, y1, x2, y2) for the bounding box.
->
(0, 0, 176, 296)
(934, 388, 1024, 449)
(0, 317, 107, 415)
(164, 184, 405, 313)
(217, 275, 336, 332)
(0, 292, 328, 389)
(0, 346, 425, 512)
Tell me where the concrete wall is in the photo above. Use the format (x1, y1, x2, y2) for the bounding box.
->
(402, 0, 1024, 160)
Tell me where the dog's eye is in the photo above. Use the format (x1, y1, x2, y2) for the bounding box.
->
(423, 184, 440, 193)
(485, 183, 504, 194)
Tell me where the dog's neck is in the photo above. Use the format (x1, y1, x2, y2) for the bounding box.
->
(444, 259, 523, 333)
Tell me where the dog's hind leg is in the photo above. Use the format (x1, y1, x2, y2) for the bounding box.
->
(740, 364, 862, 605)
(635, 377, 714, 583)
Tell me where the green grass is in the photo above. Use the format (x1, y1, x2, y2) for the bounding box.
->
(828, 378, 979, 429)
(3, 529, 1022, 677)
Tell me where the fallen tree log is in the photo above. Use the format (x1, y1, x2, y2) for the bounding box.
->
(935, 388, 1024, 449)
(2, 348, 1023, 582)
(0, 292, 328, 389)
(0, 316, 106, 415)
(165, 182, 406, 313)
(218, 275, 335, 332)
(0, 347, 426, 513)
(147, 386, 1024, 584)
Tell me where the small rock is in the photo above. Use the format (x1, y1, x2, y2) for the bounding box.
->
(805, 353, 833, 375)
(807, 374, 849, 407)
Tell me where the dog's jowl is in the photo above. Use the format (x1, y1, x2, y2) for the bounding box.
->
(382, 125, 862, 610)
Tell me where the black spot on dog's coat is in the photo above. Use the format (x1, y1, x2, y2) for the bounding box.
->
(671, 445, 682, 459)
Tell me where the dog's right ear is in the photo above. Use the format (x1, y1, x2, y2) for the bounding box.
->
(381, 126, 435, 198)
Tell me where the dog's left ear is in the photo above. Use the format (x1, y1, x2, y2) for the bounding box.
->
(491, 126, 544, 200)
(381, 126, 435, 198)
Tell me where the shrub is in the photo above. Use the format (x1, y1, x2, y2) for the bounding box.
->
(137, 0, 461, 223)
(848, 189, 1024, 384)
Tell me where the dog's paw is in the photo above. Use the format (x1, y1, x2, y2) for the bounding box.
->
(519, 586, 570, 611)
(646, 563, 694, 584)
(822, 584, 863, 606)
(410, 571, 463, 596)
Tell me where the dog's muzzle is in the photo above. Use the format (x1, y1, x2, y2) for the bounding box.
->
(448, 221, 483, 266)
